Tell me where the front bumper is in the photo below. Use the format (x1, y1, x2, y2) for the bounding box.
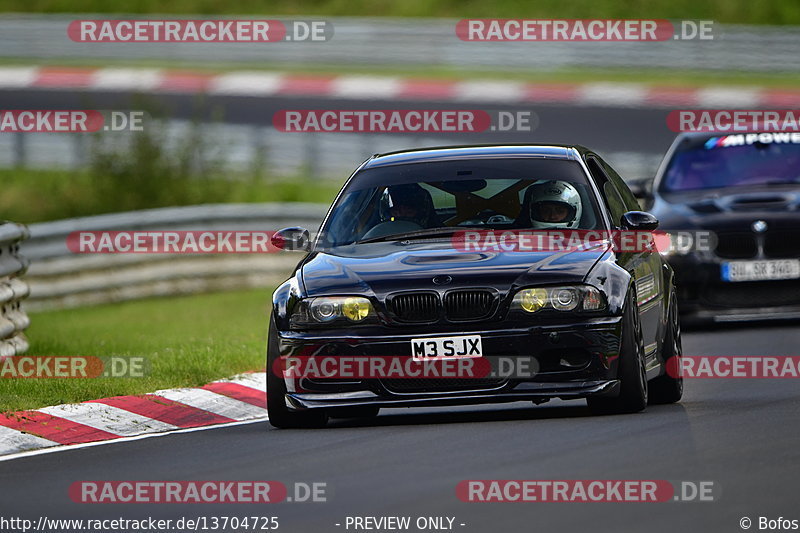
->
(668, 254, 800, 323)
(286, 380, 620, 410)
(275, 317, 624, 411)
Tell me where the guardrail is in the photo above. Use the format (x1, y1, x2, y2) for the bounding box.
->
(0, 121, 665, 184)
(0, 222, 31, 355)
(0, 16, 798, 73)
(21, 203, 329, 310)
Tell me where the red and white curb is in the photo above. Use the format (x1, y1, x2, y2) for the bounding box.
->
(0, 65, 796, 108)
(0, 372, 267, 459)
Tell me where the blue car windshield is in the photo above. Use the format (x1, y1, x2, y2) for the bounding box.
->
(319, 158, 604, 247)
(660, 134, 800, 192)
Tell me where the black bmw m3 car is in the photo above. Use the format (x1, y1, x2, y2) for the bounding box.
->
(646, 132, 800, 323)
(266, 145, 682, 428)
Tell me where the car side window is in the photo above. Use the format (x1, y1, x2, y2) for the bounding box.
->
(586, 156, 627, 226)
(598, 158, 641, 212)
(603, 183, 627, 227)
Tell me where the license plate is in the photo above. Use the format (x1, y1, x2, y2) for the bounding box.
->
(411, 335, 483, 360)
(721, 259, 800, 282)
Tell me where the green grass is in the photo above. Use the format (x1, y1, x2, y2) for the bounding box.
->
(0, 168, 342, 224)
(5, 0, 800, 24)
(0, 289, 275, 412)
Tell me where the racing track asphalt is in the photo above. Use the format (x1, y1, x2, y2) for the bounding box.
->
(1, 321, 799, 533)
(0, 88, 676, 160)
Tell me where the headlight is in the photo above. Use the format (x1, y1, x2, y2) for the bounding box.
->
(291, 296, 375, 327)
(518, 288, 547, 313)
(552, 288, 578, 311)
(512, 285, 606, 314)
(341, 297, 371, 321)
(310, 299, 339, 322)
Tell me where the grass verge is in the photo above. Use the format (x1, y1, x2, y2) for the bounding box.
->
(0, 168, 342, 224)
(5, 0, 800, 24)
(0, 289, 275, 413)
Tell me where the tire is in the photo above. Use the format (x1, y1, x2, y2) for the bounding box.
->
(266, 317, 328, 429)
(587, 290, 648, 415)
(648, 291, 684, 405)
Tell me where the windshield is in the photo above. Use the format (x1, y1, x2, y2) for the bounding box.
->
(660, 133, 800, 193)
(318, 158, 604, 248)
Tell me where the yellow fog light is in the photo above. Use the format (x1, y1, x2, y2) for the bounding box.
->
(519, 288, 548, 313)
(342, 297, 371, 321)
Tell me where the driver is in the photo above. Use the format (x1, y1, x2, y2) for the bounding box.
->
(380, 184, 437, 228)
(523, 180, 583, 229)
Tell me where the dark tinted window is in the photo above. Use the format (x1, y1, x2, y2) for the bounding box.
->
(586, 157, 626, 224)
(600, 158, 640, 211)
(661, 133, 800, 192)
(320, 158, 605, 247)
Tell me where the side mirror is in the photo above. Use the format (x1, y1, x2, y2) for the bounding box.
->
(620, 211, 659, 231)
(271, 227, 311, 252)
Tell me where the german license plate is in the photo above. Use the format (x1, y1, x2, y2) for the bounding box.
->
(721, 259, 800, 282)
(410, 335, 483, 360)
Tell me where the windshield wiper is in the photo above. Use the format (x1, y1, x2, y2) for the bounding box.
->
(355, 227, 460, 244)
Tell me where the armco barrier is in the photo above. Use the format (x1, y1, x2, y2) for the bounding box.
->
(0, 222, 31, 355)
(21, 203, 328, 310)
(0, 123, 665, 183)
(0, 16, 798, 73)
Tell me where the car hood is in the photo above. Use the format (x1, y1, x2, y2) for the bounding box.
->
(653, 185, 800, 229)
(300, 241, 607, 298)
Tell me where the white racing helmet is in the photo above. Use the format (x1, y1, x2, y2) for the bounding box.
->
(527, 180, 582, 229)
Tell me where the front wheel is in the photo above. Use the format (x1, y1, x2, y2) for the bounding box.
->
(587, 291, 648, 415)
(648, 292, 683, 405)
(266, 317, 328, 429)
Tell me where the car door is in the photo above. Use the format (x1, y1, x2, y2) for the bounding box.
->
(585, 154, 663, 364)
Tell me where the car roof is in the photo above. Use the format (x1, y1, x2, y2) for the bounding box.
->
(663, 130, 795, 157)
(673, 132, 719, 140)
(363, 144, 586, 168)
(670, 130, 797, 144)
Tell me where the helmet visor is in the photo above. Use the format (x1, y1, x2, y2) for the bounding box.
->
(530, 201, 577, 223)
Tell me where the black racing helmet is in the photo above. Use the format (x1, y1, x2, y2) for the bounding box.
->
(379, 183, 435, 227)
